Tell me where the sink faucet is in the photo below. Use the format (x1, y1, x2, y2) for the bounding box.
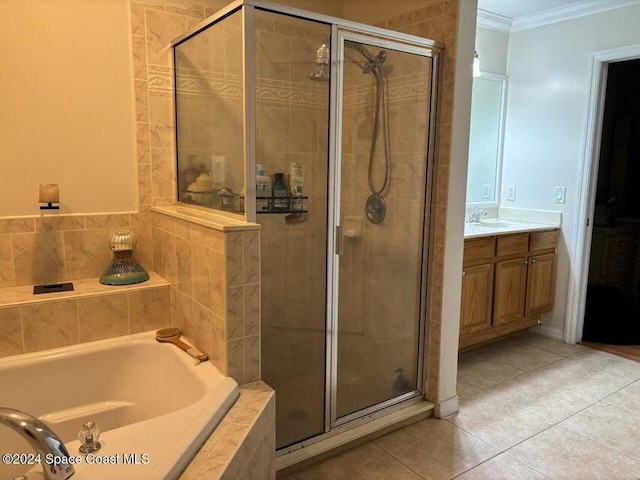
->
(466, 207, 488, 223)
(0, 408, 75, 480)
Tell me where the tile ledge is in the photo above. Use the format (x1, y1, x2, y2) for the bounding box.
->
(152, 205, 261, 232)
(0, 272, 169, 308)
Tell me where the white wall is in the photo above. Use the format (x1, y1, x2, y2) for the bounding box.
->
(501, 3, 640, 335)
(0, 0, 138, 216)
(476, 26, 509, 75)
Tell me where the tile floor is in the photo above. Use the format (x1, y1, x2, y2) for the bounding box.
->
(281, 332, 640, 480)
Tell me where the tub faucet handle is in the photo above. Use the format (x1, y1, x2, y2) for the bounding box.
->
(78, 421, 101, 453)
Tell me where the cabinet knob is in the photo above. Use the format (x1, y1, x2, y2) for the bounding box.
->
(523, 260, 528, 265)
(462, 271, 466, 277)
(531, 259, 537, 264)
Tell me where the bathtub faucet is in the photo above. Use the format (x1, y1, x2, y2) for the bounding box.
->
(0, 407, 75, 480)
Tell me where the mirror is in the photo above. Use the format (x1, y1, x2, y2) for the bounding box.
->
(466, 73, 507, 205)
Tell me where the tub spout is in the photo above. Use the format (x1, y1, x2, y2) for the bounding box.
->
(0, 407, 74, 480)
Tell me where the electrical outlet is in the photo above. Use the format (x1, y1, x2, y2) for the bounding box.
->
(481, 184, 491, 199)
(554, 186, 567, 204)
(506, 185, 516, 202)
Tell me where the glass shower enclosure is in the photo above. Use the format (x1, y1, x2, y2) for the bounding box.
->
(172, 0, 442, 451)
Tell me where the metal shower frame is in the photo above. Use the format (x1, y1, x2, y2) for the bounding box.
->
(171, 0, 444, 454)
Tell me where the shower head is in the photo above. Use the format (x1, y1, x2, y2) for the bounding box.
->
(309, 43, 330, 82)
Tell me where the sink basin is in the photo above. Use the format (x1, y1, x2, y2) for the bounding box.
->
(477, 220, 525, 228)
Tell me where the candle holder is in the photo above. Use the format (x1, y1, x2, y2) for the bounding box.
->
(39, 184, 60, 210)
(40, 202, 60, 210)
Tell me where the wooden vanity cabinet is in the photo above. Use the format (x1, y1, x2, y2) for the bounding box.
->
(460, 237, 495, 336)
(460, 229, 558, 349)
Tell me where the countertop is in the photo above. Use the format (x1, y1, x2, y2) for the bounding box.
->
(464, 218, 560, 239)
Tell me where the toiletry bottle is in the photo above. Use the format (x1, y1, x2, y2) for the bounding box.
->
(272, 173, 289, 211)
(256, 164, 271, 212)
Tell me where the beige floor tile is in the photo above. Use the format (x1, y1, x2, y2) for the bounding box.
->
(533, 348, 640, 398)
(457, 379, 482, 399)
(474, 339, 563, 372)
(454, 453, 551, 479)
(289, 442, 421, 480)
(508, 425, 640, 480)
(513, 332, 585, 357)
(604, 379, 640, 415)
(373, 418, 499, 480)
(458, 351, 525, 389)
(448, 390, 553, 450)
(486, 369, 602, 423)
(561, 401, 640, 461)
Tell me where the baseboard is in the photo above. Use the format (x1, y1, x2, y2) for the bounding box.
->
(435, 395, 459, 418)
(529, 324, 564, 341)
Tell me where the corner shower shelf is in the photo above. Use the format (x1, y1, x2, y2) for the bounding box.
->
(256, 196, 308, 214)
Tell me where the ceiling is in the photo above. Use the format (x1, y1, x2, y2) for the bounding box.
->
(477, 0, 640, 32)
(477, 0, 592, 19)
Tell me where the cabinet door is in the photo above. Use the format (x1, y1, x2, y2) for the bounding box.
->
(526, 253, 556, 317)
(493, 257, 527, 325)
(460, 263, 493, 335)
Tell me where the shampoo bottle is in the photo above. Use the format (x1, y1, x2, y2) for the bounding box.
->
(272, 173, 289, 211)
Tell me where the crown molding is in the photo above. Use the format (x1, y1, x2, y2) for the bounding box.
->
(511, 0, 640, 32)
(477, 9, 512, 32)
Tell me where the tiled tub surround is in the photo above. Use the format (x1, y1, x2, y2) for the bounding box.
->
(0, 213, 153, 288)
(151, 207, 261, 385)
(180, 381, 275, 480)
(0, 273, 170, 358)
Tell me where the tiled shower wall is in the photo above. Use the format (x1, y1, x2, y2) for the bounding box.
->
(374, 0, 458, 402)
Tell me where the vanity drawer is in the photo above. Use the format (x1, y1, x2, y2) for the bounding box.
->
(496, 233, 529, 257)
(529, 230, 559, 252)
(464, 237, 495, 262)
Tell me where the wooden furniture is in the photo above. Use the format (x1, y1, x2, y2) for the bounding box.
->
(460, 229, 559, 349)
(589, 224, 639, 296)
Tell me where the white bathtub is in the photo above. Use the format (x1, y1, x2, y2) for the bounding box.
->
(0, 332, 238, 479)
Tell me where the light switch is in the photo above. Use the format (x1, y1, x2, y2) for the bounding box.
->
(506, 185, 516, 202)
(554, 186, 566, 204)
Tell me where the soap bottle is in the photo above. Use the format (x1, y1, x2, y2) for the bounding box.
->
(256, 164, 271, 212)
(272, 173, 289, 211)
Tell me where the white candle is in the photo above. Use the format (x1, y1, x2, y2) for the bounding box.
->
(39, 184, 60, 203)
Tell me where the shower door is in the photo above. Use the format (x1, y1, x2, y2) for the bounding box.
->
(331, 30, 435, 425)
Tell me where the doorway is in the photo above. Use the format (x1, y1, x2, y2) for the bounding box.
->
(583, 59, 640, 345)
(568, 46, 640, 346)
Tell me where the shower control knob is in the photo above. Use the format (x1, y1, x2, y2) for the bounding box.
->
(78, 421, 102, 453)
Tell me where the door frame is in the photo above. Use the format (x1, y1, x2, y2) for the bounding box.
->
(565, 44, 640, 344)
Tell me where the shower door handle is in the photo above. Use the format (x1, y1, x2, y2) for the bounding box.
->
(335, 225, 344, 255)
